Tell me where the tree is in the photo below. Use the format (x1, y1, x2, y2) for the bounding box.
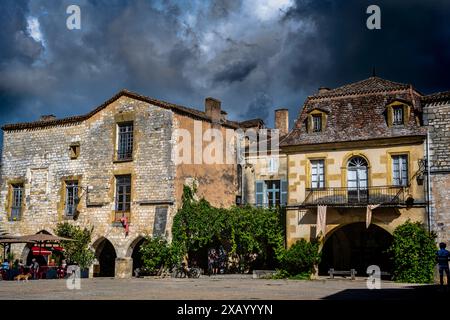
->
(171, 186, 285, 271)
(139, 237, 182, 275)
(54, 222, 95, 270)
(388, 220, 436, 283)
(276, 239, 321, 278)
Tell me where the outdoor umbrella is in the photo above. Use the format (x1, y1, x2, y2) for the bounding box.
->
(17, 234, 76, 257)
(0, 238, 36, 259)
(17, 234, 74, 243)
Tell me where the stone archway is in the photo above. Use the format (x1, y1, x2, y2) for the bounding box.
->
(93, 237, 117, 277)
(127, 236, 147, 276)
(319, 222, 393, 276)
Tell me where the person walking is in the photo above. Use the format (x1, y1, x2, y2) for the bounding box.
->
(437, 242, 450, 291)
(207, 249, 214, 276)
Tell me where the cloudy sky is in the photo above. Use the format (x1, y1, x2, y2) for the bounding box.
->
(0, 0, 449, 140)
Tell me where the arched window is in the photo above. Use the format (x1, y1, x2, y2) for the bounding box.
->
(347, 156, 368, 202)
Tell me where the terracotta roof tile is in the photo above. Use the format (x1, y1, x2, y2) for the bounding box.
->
(282, 77, 427, 147)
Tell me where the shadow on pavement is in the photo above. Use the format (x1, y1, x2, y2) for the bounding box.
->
(323, 285, 450, 300)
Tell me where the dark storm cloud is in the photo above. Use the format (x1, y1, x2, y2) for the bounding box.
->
(0, 0, 449, 146)
(213, 60, 258, 84)
(282, 0, 450, 93)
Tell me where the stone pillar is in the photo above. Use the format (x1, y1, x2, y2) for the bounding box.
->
(115, 257, 133, 279)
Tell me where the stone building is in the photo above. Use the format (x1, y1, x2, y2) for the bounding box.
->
(281, 77, 429, 275)
(423, 91, 450, 244)
(241, 109, 289, 207)
(0, 89, 244, 278)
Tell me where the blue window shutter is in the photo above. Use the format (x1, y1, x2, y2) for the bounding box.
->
(281, 179, 288, 205)
(256, 181, 265, 206)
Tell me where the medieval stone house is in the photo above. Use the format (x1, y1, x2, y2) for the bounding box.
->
(0, 89, 246, 278)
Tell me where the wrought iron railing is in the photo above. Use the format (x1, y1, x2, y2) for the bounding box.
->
(303, 186, 406, 206)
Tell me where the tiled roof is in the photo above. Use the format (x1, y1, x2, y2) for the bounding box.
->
(281, 77, 427, 147)
(239, 118, 265, 129)
(2, 89, 242, 131)
(422, 90, 450, 103)
(310, 76, 411, 99)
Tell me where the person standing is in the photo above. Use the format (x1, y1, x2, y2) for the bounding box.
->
(30, 258, 40, 280)
(437, 242, 450, 290)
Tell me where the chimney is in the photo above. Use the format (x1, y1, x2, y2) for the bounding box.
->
(205, 97, 221, 123)
(275, 109, 289, 137)
(220, 110, 227, 121)
(39, 114, 56, 122)
(318, 87, 330, 94)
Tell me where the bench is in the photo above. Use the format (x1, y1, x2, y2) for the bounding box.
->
(328, 268, 357, 280)
(253, 270, 277, 279)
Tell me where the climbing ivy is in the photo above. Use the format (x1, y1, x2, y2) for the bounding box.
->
(171, 186, 285, 271)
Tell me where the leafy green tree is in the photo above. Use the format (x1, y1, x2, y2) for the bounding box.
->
(139, 237, 182, 275)
(276, 239, 321, 278)
(388, 220, 436, 283)
(54, 222, 95, 270)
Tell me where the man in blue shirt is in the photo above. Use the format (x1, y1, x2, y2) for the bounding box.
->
(437, 242, 450, 290)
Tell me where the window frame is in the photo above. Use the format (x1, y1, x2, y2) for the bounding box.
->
(115, 175, 132, 213)
(312, 114, 322, 132)
(116, 122, 134, 161)
(10, 183, 24, 221)
(64, 181, 79, 217)
(392, 106, 404, 125)
(310, 159, 325, 189)
(392, 154, 408, 186)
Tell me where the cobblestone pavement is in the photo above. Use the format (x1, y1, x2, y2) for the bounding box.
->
(1, 275, 445, 300)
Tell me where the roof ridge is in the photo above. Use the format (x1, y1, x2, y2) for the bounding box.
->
(2, 89, 241, 131)
(309, 76, 411, 100)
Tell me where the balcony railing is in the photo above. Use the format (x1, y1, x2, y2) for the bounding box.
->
(303, 186, 406, 206)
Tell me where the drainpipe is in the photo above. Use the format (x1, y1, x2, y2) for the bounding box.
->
(426, 128, 432, 233)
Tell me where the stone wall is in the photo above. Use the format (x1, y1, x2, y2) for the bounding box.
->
(1, 97, 177, 268)
(424, 99, 450, 244)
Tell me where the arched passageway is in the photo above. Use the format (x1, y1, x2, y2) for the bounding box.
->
(319, 222, 393, 276)
(130, 238, 147, 275)
(94, 238, 117, 277)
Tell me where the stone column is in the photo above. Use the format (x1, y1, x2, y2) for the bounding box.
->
(115, 257, 133, 279)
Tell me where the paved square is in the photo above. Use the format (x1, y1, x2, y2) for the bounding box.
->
(0, 276, 442, 300)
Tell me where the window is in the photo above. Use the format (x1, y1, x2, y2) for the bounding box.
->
(393, 106, 403, 125)
(392, 155, 408, 186)
(117, 123, 133, 160)
(268, 157, 279, 174)
(65, 181, 78, 217)
(311, 160, 325, 189)
(312, 115, 322, 132)
(255, 181, 265, 207)
(10, 184, 23, 221)
(255, 180, 287, 207)
(115, 175, 131, 213)
(69, 143, 80, 159)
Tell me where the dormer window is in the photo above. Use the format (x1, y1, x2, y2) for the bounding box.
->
(393, 106, 403, 125)
(312, 115, 322, 132)
(306, 109, 327, 133)
(386, 101, 410, 127)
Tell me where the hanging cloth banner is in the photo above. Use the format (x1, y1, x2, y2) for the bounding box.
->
(366, 204, 381, 228)
(316, 205, 327, 238)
